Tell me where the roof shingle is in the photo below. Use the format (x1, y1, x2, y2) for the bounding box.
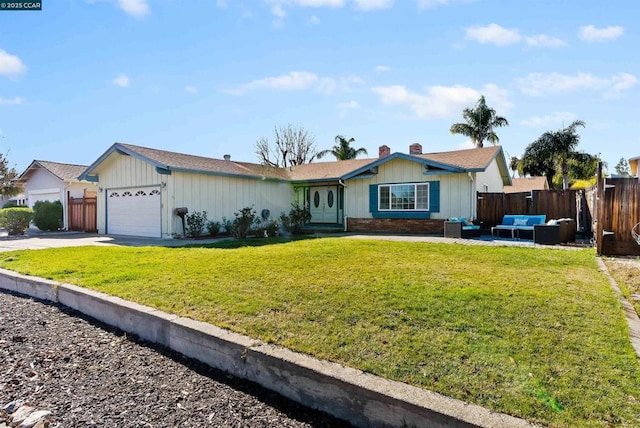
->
(102, 143, 506, 182)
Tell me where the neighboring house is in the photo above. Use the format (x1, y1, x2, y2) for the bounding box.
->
(503, 176, 549, 194)
(629, 156, 639, 177)
(0, 193, 27, 207)
(16, 160, 98, 230)
(79, 142, 511, 237)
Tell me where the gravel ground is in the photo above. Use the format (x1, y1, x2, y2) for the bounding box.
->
(0, 291, 353, 427)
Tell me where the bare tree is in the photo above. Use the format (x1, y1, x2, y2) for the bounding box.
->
(255, 124, 318, 168)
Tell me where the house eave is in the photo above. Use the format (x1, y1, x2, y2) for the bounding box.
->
(169, 167, 287, 182)
(341, 153, 465, 180)
(79, 143, 171, 182)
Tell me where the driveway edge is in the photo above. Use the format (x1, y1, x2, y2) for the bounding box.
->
(0, 268, 536, 428)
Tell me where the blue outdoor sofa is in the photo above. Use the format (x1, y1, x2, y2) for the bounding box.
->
(491, 214, 546, 239)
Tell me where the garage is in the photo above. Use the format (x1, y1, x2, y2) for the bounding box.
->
(27, 189, 61, 208)
(106, 187, 161, 237)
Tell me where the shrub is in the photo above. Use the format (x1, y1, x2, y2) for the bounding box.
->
(220, 217, 233, 236)
(252, 217, 266, 238)
(265, 219, 279, 237)
(185, 210, 207, 237)
(279, 202, 311, 235)
(0, 207, 34, 235)
(32, 200, 63, 231)
(232, 206, 256, 239)
(206, 221, 221, 237)
(2, 201, 18, 209)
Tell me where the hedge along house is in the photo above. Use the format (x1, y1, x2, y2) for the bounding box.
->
(15, 160, 98, 230)
(79, 142, 510, 238)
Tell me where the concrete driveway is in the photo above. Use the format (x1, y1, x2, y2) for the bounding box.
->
(0, 231, 225, 252)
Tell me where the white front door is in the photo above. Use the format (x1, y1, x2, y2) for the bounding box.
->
(106, 187, 161, 237)
(309, 186, 338, 223)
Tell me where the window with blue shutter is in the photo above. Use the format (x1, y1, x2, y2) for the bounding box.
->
(369, 181, 439, 219)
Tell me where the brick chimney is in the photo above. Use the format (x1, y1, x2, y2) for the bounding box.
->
(379, 145, 391, 158)
(409, 143, 422, 155)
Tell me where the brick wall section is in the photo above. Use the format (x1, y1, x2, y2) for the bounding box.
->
(347, 218, 445, 234)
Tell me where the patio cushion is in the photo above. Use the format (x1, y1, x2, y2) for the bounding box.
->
(502, 217, 515, 225)
(513, 219, 528, 226)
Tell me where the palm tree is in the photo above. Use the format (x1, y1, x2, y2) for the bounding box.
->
(529, 120, 585, 190)
(509, 156, 522, 178)
(317, 135, 368, 160)
(449, 96, 509, 148)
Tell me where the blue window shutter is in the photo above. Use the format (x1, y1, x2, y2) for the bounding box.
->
(369, 184, 378, 214)
(429, 181, 440, 212)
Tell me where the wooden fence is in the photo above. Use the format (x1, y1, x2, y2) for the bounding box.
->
(68, 195, 97, 233)
(477, 190, 578, 229)
(594, 176, 640, 256)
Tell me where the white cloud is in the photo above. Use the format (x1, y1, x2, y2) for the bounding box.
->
(317, 75, 364, 95)
(526, 34, 567, 48)
(185, 86, 198, 94)
(266, 0, 393, 20)
(371, 83, 511, 119)
(520, 112, 576, 128)
(337, 100, 360, 116)
(0, 96, 23, 105)
(338, 100, 360, 109)
(231, 71, 319, 94)
(228, 71, 364, 95)
(113, 74, 130, 88)
(465, 23, 521, 46)
(216, 0, 228, 8)
(352, 0, 395, 10)
(417, 0, 451, 8)
(117, 0, 149, 18)
(308, 15, 320, 25)
(375, 65, 391, 72)
(579, 25, 624, 42)
(271, 3, 287, 18)
(0, 49, 27, 77)
(517, 72, 637, 97)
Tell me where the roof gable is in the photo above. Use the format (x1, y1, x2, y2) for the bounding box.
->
(17, 160, 89, 184)
(340, 152, 465, 181)
(79, 143, 289, 182)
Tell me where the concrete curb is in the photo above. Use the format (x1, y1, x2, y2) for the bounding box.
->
(0, 268, 536, 428)
(596, 258, 640, 358)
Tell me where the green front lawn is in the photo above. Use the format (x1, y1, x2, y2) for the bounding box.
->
(604, 257, 640, 315)
(1, 239, 638, 427)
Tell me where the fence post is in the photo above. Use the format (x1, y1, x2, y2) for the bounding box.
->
(595, 162, 604, 256)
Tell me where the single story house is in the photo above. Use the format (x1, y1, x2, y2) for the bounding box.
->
(16, 160, 98, 230)
(79, 142, 511, 237)
(503, 176, 549, 194)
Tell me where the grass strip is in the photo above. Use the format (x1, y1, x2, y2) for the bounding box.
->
(0, 239, 638, 427)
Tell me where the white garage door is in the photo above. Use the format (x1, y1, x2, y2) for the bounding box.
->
(107, 187, 161, 237)
(28, 191, 60, 208)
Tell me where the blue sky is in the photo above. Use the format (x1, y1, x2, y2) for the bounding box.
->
(1, 0, 638, 174)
